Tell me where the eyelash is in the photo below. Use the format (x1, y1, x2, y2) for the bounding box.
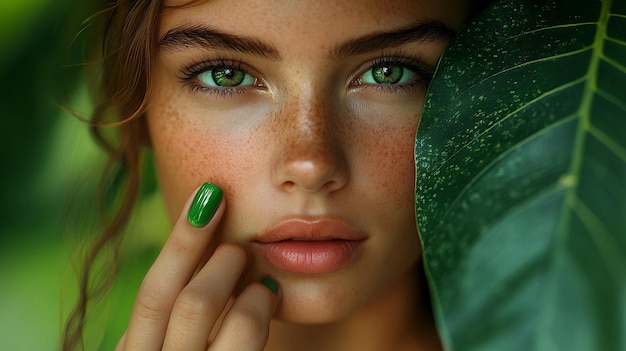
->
(176, 55, 434, 97)
(352, 56, 434, 92)
(176, 58, 261, 96)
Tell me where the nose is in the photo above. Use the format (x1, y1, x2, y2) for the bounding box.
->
(271, 93, 349, 194)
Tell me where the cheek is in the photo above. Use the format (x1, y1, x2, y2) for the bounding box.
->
(355, 116, 419, 212)
(147, 100, 255, 221)
(354, 112, 421, 254)
(346, 92, 424, 211)
(372, 132, 414, 201)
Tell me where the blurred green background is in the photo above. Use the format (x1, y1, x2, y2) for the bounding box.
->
(0, 1, 166, 349)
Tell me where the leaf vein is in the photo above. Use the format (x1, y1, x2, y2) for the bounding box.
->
(533, 1, 612, 349)
(600, 54, 626, 73)
(462, 47, 592, 93)
(438, 114, 578, 223)
(496, 22, 597, 44)
(595, 87, 626, 112)
(605, 36, 626, 46)
(456, 22, 597, 65)
(587, 125, 626, 163)
(571, 196, 626, 279)
(436, 78, 586, 174)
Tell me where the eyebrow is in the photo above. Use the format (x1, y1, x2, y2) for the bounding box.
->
(332, 20, 455, 59)
(160, 25, 281, 60)
(159, 20, 454, 60)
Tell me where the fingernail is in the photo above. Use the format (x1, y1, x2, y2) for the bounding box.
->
(260, 278, 279, 295)
(188, 182, 223, 227)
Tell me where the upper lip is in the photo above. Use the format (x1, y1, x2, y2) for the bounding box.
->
(254, 217, 367, 243)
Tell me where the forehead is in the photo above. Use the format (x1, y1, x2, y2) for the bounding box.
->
(159, 0, 468, 48)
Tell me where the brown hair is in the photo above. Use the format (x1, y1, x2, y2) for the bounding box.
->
(62, 1, 161, 349)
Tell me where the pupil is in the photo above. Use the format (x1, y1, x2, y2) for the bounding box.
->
(372, 65, 402, 84)
(223, 68, 234, 79)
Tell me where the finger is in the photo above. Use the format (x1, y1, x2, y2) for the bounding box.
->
(123, 183, 224, 350)
(162, 244, 247, 351)
(209, 280, 279, 351)
(114, 331, 127, 351)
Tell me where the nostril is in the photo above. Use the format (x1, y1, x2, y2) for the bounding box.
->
(282, 180, 296, 190)
(320, 179, 345, 193)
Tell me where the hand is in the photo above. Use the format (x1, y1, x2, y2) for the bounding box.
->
(115, 183, 279, 351)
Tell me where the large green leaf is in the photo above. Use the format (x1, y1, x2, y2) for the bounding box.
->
(416, 0, 626, 350)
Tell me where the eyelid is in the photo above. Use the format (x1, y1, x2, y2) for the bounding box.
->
(349, 55, 436, 88)
(176, 57, 266, 95)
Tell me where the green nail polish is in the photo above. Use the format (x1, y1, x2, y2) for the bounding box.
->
(260, 278, 279, 295)
(188, 183, 223, 227)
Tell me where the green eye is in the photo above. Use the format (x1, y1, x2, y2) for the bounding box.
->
(198, 67, 255, 87)
(361, 65, 416, 85)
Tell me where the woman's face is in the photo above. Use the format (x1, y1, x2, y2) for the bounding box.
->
(148, 0, 467, 323)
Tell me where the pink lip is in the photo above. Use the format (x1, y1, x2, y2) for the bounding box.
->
(253, 218, 366, 274)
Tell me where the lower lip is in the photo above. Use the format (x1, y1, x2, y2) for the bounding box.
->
(253, 240, 364, 274)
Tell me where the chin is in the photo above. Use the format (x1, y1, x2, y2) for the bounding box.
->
(275, 295, 358, 325)
(269, 273, 371, 324)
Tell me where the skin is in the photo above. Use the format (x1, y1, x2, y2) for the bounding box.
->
(117, 1, 468, 350)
